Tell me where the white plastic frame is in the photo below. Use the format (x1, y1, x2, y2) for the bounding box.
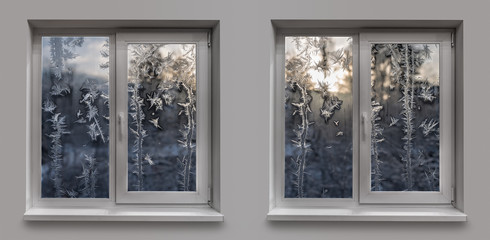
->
(115, 32, 211, 204)
(359, 32, 454, 204)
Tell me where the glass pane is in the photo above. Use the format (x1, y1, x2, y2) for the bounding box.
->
(127, 43, 197, 192)
(41, 36, 110, 198)
(284, 36, 353, 198)
(370, 43, 440, 191)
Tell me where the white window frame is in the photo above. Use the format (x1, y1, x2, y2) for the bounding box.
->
(268, 28, 465, 221)
(115, 32, 210, 204)
(359, 32, 454, 204)
(25, 28, 221, 221)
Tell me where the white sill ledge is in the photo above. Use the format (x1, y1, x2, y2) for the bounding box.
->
(267, 206, 467, 222)
(24, 206, 224, 222)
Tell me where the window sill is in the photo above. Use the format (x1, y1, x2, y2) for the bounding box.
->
(24, 206, 224, 222)
(267, 206, 466, 222)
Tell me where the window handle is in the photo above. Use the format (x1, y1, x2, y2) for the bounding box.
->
(118, 112, 125, 141)
(361, 112, 368, 141)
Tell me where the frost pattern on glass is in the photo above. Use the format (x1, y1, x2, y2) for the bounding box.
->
(285, 37, 353, 198)
(371, 43, 440, 191)
(41, 37, 110, 198)
(127, 43, 197, 192)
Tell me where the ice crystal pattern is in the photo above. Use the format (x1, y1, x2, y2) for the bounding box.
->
(371, 101, 384, 191)
(79, 79, 106, 143)
(41, 37, 110, 198)
(128, 84, 150, 191)
(127, 43, 197, 191)
(285, 36, 353, 198)
(370, 43, 440, 191)
(77, 154, 99, 198)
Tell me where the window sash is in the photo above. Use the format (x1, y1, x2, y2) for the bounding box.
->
(115, 32, 210, 204)
(358, 32, 453, 204)
(272, 30, 360, 208)
(30, 31, 116, 208)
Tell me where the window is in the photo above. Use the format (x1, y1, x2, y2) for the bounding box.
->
(26, 28, 221, 221)
(269, 28, 465, 221)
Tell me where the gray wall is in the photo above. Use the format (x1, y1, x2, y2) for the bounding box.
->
(0, 0, 488, 239)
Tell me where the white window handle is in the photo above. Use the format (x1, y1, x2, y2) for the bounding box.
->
(118, 112, 125, 140)
(361, 112, 368, 141)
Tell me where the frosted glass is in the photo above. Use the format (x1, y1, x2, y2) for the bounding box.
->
(370, 43, 440, 191)
(41, 37, 110, 198)
(284, 36, 353, 198)
(127, 43, 197, 192)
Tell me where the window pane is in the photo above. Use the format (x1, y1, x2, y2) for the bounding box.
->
(284, 37, 353, 198)
(127, 43, 197, 192)
(41, 37, 110, 198)
(371, 43, 440, 191)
